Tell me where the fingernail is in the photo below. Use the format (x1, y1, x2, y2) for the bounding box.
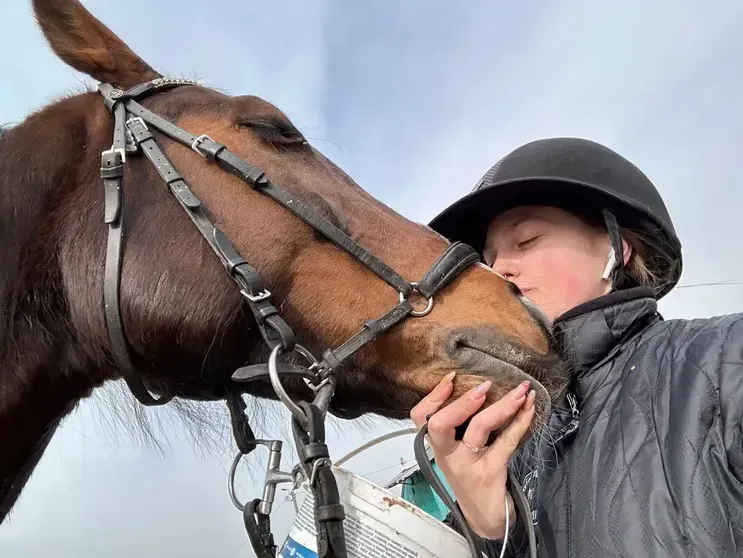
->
(525, 389, 536, 410)
(439, 371, 456, 386)
(470, 380, 492, 399)
(512, 381, 530, 399)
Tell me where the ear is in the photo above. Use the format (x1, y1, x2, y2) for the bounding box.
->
(33, 0, 161, 88)
(621, 237, 633, 266)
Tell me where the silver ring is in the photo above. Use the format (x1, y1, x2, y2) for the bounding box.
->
(462, 441, 485, 454)
(268, 344, 307, 423)
(399, 282, 434, 317)
(292, 344, 328, 392)
(227, 451, 247, 511)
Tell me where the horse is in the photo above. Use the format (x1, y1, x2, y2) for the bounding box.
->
(0, 0, 569, 528)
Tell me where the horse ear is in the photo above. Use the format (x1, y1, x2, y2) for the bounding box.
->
(33, 0, 161, 88)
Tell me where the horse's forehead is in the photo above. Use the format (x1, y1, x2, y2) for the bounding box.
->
(143, 88, 284, 123)
(233, 94, 290, 119)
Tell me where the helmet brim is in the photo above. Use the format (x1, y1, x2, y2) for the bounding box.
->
(428, 176, 683, 298)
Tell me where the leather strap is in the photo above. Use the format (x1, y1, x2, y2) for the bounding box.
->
(317, 300, 413, 377)
(232, 363, 319, 384)
(226, 395, 257, 455)
(292, 402, 347, 558)
(243, 499, 277, 558)
(100, 108, 172, 406)
(126, 118, 295, 352)
(416, 241, 479, 299)
(123, 98, 414, 297)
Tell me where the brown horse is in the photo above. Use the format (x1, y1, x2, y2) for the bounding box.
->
(0, 0, 568, 523)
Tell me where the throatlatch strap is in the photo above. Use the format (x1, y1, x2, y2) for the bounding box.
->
(99, 101, 172, 407)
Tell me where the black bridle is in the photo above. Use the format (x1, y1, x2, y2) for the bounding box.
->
(96, 77, 500, 558)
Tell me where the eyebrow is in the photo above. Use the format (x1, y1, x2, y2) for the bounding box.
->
(507, 216, 537, 229)
(483, 216, 538, 260)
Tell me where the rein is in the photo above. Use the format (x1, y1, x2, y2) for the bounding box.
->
(96, 77, 497, 557)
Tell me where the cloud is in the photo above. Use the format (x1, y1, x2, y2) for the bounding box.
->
(1, 0, 742, 556)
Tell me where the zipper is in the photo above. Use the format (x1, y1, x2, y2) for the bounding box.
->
(565, 442, 573, 557)
(564, 392, 579, 558)
(551, 393, 579, 443)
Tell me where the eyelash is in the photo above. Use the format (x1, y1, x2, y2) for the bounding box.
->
(517, 236, 539, 249)
(240, 121, 308, 146)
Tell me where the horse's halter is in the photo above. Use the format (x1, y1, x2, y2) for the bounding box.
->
(96, 77, 488, 558)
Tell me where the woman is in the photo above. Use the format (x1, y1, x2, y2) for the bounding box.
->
(417, 137, 743, 557)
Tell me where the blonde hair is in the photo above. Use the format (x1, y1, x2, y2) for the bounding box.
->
(622, 229, 658, 286)
(619, 226, 680, 294)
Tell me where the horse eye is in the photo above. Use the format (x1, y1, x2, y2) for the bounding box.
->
(239, 120, 307, 146)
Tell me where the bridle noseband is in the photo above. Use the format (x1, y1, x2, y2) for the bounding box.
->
(96, 77, 490, 558)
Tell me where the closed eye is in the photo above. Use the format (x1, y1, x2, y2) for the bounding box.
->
(239, 118, 308, 147)
(517, 236, 539, 249)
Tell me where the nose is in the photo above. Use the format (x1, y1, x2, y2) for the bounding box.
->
(491, 256, 519, 280)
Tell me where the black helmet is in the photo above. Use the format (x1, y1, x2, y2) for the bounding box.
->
(428, 137, 682, 298)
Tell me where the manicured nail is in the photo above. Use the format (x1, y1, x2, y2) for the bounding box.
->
(525, 390, 536, 410)
(512, 381, 530, 399)
(470, 380, 492, 399)
(439, 371, 456, 386)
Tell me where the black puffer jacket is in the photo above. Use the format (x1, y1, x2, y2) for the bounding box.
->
(463, 286, 743, 558)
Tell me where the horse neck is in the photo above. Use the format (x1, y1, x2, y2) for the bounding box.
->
(0, 93, 101, 521)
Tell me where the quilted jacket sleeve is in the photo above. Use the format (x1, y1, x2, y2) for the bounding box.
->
(718, 314, 743, 483)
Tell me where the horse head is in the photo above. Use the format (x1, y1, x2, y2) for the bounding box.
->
(0, 0, 568, 520)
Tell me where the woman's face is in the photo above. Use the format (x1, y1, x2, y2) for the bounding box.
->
(484, 206, 623, 322)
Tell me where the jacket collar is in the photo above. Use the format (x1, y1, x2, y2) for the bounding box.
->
(552, 287, 660, 384)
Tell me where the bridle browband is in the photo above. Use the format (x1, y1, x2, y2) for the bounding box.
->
(96, 77, 491, 558)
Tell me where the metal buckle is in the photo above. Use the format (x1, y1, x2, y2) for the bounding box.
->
(293, 344, 329, 393)
(125, 116, 148, 131)
(240, 288, 272, 302)
(191, 134, 213, 157)
(399, 281, 434, 317)
(101, 146, 126, 164)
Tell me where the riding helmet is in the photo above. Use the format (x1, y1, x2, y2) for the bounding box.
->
(428, 137, 682, 298)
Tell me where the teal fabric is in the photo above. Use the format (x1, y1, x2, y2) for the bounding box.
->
(400, 461, 455, 521)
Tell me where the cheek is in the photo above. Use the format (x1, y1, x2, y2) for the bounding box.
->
(523, 250, 602, 310)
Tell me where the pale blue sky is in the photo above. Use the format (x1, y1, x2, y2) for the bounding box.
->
(2, 1, 742, 556)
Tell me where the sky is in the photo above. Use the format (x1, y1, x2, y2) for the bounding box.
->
(2, 0, 743, 556)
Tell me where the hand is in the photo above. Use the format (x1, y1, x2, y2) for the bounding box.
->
(410, 373, 536, 540)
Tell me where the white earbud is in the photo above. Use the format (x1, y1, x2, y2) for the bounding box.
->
(601, 246, 617, 280)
